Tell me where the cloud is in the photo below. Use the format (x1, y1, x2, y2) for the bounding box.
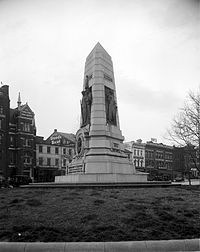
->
(147, 0, 200, 42)
(118, 78, 181, 113)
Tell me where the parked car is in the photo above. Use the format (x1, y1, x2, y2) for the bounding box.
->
(174, 177, 184, 182)
(9, 175, 32, 187)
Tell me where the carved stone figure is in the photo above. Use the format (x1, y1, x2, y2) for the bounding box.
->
(85, 75, 89, 89)
(81, 76, 92, 127)
(105, 87, 117, 125)
(108, 94, 117, 125)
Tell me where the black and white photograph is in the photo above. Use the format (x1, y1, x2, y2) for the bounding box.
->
(0, 0, 200, 250)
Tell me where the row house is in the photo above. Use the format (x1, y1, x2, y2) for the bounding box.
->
(124, 139, 145, 171)
(145, 140, 173, 180)
(0, 85, 36, 180)
(125, 139, 173, 180)
(36, 129, 75, 182)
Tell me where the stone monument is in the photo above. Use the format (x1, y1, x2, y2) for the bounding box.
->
(55, 43, 147, 183)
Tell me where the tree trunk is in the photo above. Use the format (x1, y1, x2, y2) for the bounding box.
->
(188, 171, 191, 185)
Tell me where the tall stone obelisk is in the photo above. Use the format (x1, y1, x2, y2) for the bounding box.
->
(55, 43, 147, 183)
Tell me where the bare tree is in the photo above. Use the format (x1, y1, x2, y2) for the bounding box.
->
(167, 89, 200, 183)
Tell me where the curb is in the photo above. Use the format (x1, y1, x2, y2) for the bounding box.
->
(0, 239, 199, 252)
(21, 182, 182, 189)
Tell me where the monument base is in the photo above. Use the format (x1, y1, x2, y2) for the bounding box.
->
(55, 172, 148, 183)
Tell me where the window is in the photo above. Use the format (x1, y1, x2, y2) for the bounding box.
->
(63, 159, 66, 167)
(0, 119, 2, 129)
(21, 122, 24, 131)
(20, 137, 24, 145)
(47, 158, 51, 166)
(47, 147, 51, 154)
(22, 122, 31, 132)
(23, 151, 31, 164)
(25, 122, 30, 132)
(63, 148, 66, 155)
(39, 146, 43, 153)
(24, 139, 29, 146)
(10, 136, 14, 146)
(24, 156, 31, 164)
(55, 158, 59, 166)
(55, 147, 59, 154)
(39, 157, 43, 166)
(113, 143, 119, 149)
(0, 134, 2, 144)
(10, 152, 15, 164)
(29, 139, 32, 146)
(69, 149, 72, 156)
(0, 106, 3, 114)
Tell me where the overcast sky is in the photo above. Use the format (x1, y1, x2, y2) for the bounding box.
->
(1, 0, 199, 144)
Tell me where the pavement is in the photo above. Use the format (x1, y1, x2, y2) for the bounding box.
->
(21, 181, 182, 188)
(0, 239, 199, 251)
(172, 179, 200, 185)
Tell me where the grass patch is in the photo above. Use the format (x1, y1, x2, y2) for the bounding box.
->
(26, 199, 42, 207)
(93, 199, 105, 205)
(81, 214, 98, 223)
(0, 186, 200, 241)
(9, 198, 24, 205)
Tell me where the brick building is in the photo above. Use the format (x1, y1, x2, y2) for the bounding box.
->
(35, 129, 75, 182)
(0, 85, 36, 180)
(173, 145, 199, 179)
(145, 140, 173, 180)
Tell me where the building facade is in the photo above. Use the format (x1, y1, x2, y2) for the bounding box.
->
(173, 145, 199, 179)
(124, 139, 145, 171)
(0, 85, 36, 180)
(145, 140, 173, 180)
(125, 139, 174, 180)
(0, 85, 10, 179)
(36, 129, 75, 182)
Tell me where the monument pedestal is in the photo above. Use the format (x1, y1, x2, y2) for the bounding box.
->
(55, 43, 148, 183)
(55, 173, 148, 183)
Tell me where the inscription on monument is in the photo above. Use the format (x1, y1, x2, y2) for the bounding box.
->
(104, 74, 113, 82)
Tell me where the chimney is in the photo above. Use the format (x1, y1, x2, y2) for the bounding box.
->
(17, 92, 21, 109)
(54, 129, 57, 132)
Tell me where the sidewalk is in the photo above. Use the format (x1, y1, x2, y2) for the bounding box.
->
(172, 179, 200, 185)
(0, 239, 199, 252)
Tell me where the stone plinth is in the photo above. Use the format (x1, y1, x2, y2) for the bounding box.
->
(55, 173, 148, 183)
